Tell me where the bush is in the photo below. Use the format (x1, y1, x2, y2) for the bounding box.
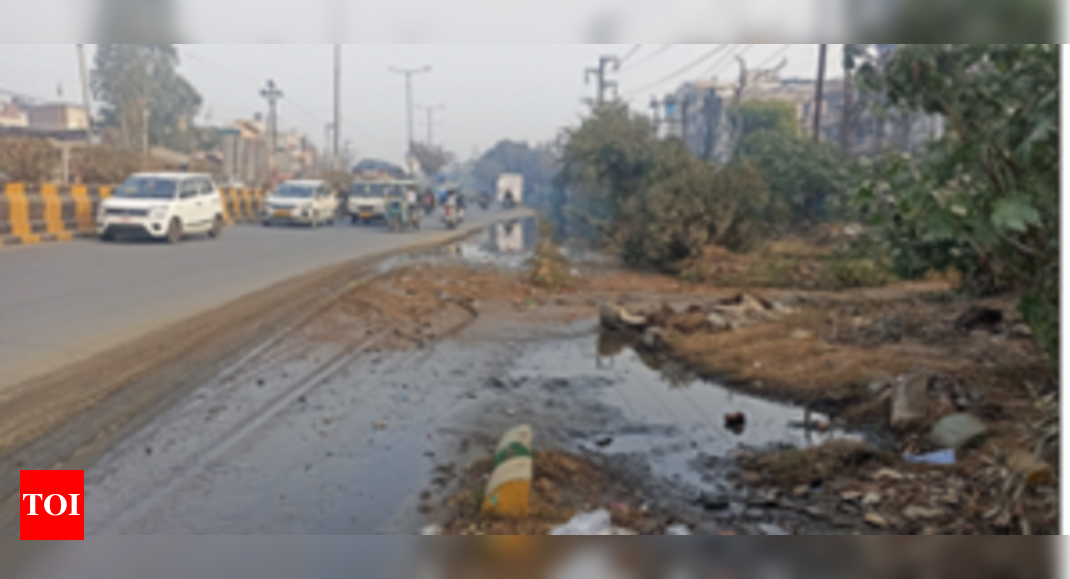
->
(0, 137, 59, 182)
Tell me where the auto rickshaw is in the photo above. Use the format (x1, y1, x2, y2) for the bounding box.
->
(385, 197, 421, 233)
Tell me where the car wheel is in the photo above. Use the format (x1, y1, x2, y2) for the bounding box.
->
(209, 216, 224, 239)
(167, 218, 183, 244)
(100, 230, 115, 242)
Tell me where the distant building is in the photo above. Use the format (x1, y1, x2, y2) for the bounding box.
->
(0, 102, 28, 128)
(660, 63, 942, 161)
(25, 104, 89, 132)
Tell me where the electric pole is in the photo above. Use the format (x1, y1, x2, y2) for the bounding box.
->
(840, 44, 855, 153)
(260, 79, 284, 178)
(76, 44, 93, 145)
(333, 44, 342, 170)
(813, 44, 829, 143)
(389, 66, 432, 155)
(418, 104, 444, 146)
(586, 56, 621, 106)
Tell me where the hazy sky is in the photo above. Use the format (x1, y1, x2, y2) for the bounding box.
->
(0, 44, 842, 163)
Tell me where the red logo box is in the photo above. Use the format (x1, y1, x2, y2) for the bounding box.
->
(20, 471, 84, 541)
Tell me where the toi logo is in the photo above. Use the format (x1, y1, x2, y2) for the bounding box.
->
(20, 471, 84, 541)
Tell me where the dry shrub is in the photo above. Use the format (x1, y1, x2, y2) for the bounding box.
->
(0, 137, 59, 182)
(741, 440, 889, 487)
(73, 146, 143, 185)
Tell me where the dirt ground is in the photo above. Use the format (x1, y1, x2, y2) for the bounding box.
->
(1, 226, 1057, 535)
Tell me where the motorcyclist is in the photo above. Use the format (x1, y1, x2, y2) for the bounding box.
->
(504, 190, 516, 208)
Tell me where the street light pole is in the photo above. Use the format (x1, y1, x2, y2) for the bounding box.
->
(389, 66, 432, 155)
(76, 44, 93, 145)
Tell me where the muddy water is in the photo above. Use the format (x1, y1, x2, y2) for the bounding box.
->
(377, 219, 539, 272)
(497, 332, 862, 534)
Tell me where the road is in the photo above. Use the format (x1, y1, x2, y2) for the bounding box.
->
(0, 208, 530, 393)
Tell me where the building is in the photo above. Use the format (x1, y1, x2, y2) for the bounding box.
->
(660, 62, 942, 161)
(25, 104, 89, 132)
(0, 102, 28, 128)
(217, 115, 318, 187)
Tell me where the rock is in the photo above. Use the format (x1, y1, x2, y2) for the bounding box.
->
(861, 492, 883, 508)
(929, 414, 988, 450)
(791, 485, 811, 498)
(758, 523, 791, 535)
(866, 372, 894, 395)
(903, 506, 945, 521)
(1007, 450, 1056, 487)
(599, 304, 647, 332)
(707, 312, 733, 332)
(790, 329, 815, 341)
(864, 512, 889, 528)
(891, 376, 931, 430)
(1011, 323, 1034, 339)
(640, 327, 667, 350)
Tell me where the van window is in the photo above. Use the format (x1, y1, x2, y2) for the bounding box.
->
(200, 179, 216, 196)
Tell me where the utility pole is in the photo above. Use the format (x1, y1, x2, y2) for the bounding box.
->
(418, 104, 444, 145)
(76, 44, 93, 145)
(389, 66, 432, 155)
(840, 45, 855, 153)
(649, 96, 662, 137)
(260, 79, 284, 178)
(585, 56, 621, 106)
(324, 123, 334, 169)
(812, 43, 829, 143)
(333, 44, 342, 170)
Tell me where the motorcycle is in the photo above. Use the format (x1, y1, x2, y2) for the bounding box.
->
(502, 192, 517, 210)
(422, 194, 436, 216)
(478, 194, 491, 211)
(442, 204, 464, 230)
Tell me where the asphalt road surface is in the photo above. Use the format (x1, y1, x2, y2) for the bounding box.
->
(0, 208, 530, 393)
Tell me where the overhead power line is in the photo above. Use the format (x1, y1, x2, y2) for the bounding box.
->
(622, 44, 729, 98)
(620, 44, 644, 63)
(756, 44, 792, 71)
(620, 44, 675, 70)
(706, 44, 756, 79)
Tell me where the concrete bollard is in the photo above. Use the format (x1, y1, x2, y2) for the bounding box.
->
(482, 425, 534, 520)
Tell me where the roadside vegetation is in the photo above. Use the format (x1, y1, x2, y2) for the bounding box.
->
(558, 43, 1059, 366)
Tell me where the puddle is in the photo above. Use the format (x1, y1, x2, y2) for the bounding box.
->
(378, 219, 538, 272)
(508, 334, 858, 496)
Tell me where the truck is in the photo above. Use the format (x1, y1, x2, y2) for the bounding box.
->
(496, 174, 524, 209)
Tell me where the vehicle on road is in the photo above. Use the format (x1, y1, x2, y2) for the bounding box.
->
(385, 198, 421, 233)
(263, 180, 338, 228)
(348, 179, 415, 225)
(497, 174, 524, 210)
(477, 192, 491, 211)
(442, 191, 465, 230)
(98, 173, 225, 244)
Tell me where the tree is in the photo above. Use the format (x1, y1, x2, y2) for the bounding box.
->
(737, 100, 800, 140)
(409, 142, 454, 178)
(91, 44, 203, 152)
(855, 44, 1060, 361)
(558, 104, 772, 265)
(469, 140, 556, 195)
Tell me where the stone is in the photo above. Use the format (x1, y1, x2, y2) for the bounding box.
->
(790, 329, 815, 341)
(929, 414, 989, 450)
(758, 523, 791, 535)
(864, 513, 889, 528)
(903, 506, 945, 521)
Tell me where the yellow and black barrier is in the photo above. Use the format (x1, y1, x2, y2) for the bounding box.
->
(0, 183, 265, 248)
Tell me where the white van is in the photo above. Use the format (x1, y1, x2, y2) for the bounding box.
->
(97, 173, 225, 244)
(263, 180, 338, 228)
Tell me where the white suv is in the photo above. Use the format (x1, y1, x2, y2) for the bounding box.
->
(263, 180, 338, 228)
(98, 173, 225, 244)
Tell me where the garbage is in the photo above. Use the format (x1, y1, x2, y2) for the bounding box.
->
(550, 510, 635, 535)
(904, 449, 957, 466)
(1007, 450, 1056, 487)
(758, 523, 791, 535)
(929, 414, 988, 449)
(666, 524, 691, 535)
(724, 413, 747, 430)
(891, 376, 930, 430)
(599, 304, 648, 332)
